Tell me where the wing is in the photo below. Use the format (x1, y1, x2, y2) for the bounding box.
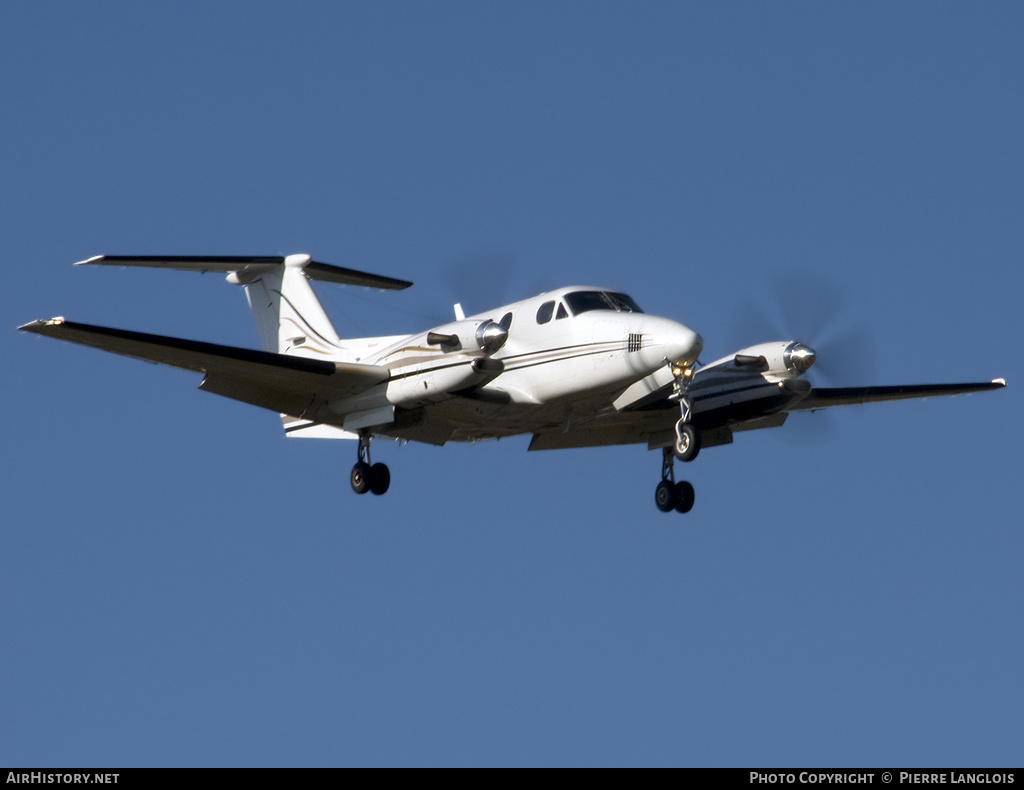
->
(19, 318, 389, 419)
(787, 380, 1007, 410)
(529, 375, 1006, 451)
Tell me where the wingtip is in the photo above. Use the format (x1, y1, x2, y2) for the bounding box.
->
(73, 255, 104, 266)
(18, 317, 65, 332)
(992, 378, 1007, 387)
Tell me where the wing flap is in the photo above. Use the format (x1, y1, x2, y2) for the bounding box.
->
(19, 319, 389, 413)
(198, 375, 319, 417)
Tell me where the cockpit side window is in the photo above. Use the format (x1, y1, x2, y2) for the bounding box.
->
(556, 303, 568, 319)
(536, 301, 555, 324)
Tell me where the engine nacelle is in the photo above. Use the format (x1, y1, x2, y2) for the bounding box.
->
(425, 313, 512, 354)
(716, 341, 816, 379)
(386, 357, 503, 407)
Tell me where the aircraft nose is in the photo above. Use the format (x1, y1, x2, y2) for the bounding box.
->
(667, 325, 702, 366)
(634, 318, 702, 372)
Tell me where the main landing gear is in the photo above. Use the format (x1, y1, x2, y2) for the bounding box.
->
(655, 447, 695, 514)
(350, 433, 390, 496)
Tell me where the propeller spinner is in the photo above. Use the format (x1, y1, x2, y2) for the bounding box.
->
(783, 342, 816, 374)
(476, 312, 513, 353)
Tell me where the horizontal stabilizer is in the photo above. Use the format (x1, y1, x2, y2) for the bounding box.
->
(76, 254, 413, 290)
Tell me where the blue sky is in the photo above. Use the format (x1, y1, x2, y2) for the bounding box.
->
(3, 2, 1021, 767)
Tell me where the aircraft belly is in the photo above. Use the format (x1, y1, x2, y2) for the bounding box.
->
(529, 408, 677, 450)
(387, 383, 626, 444)
(436, 399, 564, 442)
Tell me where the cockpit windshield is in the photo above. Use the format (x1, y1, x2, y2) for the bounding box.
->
(564, 290, 643, 315)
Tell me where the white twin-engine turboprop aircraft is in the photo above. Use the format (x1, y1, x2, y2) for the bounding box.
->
(20, 254, 1006, 514)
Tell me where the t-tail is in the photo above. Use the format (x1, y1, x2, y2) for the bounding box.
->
(75, 253, 412, 361)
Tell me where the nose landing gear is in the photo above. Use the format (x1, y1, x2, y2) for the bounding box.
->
(669, 362, 701, 463)
(654, 361, 699, 513)
(350, 433, 390, 496)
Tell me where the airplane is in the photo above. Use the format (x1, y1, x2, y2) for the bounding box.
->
(19, 253, 1006, 514)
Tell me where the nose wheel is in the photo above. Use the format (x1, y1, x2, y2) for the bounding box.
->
(673, 422, 701, 462)
(655, 447, 695, 514)
(350, 433, 390, 496)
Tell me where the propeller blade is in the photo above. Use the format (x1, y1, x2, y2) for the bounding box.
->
(440, 247, 518, 316)
(729, 268, 876, 385)
(812, 325, 876, 385)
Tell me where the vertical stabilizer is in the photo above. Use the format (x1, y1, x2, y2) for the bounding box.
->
(240, 254, 344, 359)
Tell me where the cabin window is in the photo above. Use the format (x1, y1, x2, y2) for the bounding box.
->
(536, 301, 555, 324)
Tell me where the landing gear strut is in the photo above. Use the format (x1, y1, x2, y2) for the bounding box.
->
(351, 433, 390, 496)
(654, 447, 695, 514)
(670, 363, 700, 463)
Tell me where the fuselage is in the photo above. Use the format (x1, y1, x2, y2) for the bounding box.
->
(348, 286, 702, 442)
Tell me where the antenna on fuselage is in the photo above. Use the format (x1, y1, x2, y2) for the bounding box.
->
(454, 303, 465, 320)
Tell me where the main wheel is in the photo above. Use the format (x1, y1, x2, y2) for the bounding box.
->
(350, 461, 371, 494)
(673, 423, 701, 462)
(655, 480, 675, 512)
(368, 462, 391, 496)
(673, 481, 695, 513)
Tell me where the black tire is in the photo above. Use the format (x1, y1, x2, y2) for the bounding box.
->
(350, 461, 371, 494)
(673, 481, 695, 513)
(673, 423, 701, 462)
(655, 480, 675, 512)
(368, 462, 391, 496)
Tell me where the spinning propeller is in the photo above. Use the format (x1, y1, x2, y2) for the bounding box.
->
(731, 269, 876, 385)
